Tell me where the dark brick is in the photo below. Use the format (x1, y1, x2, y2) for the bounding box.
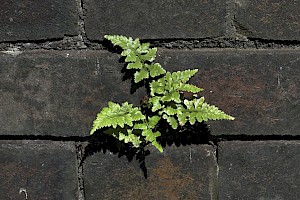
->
(0, 141, 78, 199)
(83, 145, 217, 200)
(156, 49, 300, 135)
(1, 49, 299, 137)
(218, 141, 300, 199)
(234, 0, 300, 40)
(0, 50, 145, 136)
(84, 0, 226, 40)
(0, 0, 78, 42)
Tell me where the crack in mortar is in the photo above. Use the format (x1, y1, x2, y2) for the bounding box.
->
(0, 0, 299, 51)
(145, 37, 300, 49)
(224, 0, 237, 38)
(76, 142, 85, 200)
(208, 141, 219, 200)
(76, 0, 88, 49)
(0, 36, 89, 51)
(1, 37, 299, 51)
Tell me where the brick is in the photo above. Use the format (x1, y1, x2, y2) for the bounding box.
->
(0, 50, 145, 136)
(234, 0, 300, 40)
(1, 49, 299, 137)
(156, 49, 300, 135)
(0, 141, 78, 199)
(84, 0, 226, 40)
(0, 0, 78, 42)
(218, 141, 300, 199)
(83, 145, 217, 200)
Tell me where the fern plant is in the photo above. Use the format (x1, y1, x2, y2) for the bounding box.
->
(90, 35, 234, 152)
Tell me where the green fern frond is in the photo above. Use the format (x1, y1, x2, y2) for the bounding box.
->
(104, 35, 140, 50)
(158, 97, 234, 128)
(118, 130, 142, 147)
(148, 96, 164, 112)
(91, 35, 235, 153)
(140, 48, 157, 62)
(142, 129, 162, 151)
(177, 97, 235, 126)
(90, 101, 145, 134)
(150, 70, 203, 96)
(104, 127, 142, 147)
(134, 68, 149, 83)
(133, 116, 162, 151)
(162, 114, 178, 129)
(105, 35, 166, 83)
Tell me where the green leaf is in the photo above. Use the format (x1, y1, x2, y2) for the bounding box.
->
(177, 112, 188, 126)
(134, 123, 148, 130)
(162, 114, 178, 129)
(149, 69, 202, 97)
(178, 98, 235, 125)
(163, 106, 178, 115)
(121, 49, 131, 57)
(90, 101, 145, 134)
(141, 48, 157, 62)
(137, 43, 150, 54)
(148, 96, 163, 112)
(141, 129, 163, 152)
(189, 112, 197, 125)
(179, 83, 203, 93)
(104, 35, 135, 50)
(127, 60, 143, 69)
(161, 91, 181, 103)
(148, 116, 161, 128)
(149, 63, 166, 77)
(118, 130, 141, 147)
(132, 38, 141, 49)
(150, 80, 165, 96)
(174, 69, 199, 83)
(142, 129, 161, 142)
(125, 51, 137, 62)
(134, 68, 149, 83)
(152, 141, 163, 152)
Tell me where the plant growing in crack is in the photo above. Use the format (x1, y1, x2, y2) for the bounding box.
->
(90, 35, 234, 152)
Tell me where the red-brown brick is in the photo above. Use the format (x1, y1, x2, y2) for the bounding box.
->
(156, 49, 300, 136)
(83, 145, 218, 199)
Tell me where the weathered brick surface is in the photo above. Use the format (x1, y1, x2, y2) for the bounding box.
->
(83, 145, 217, 200)
(84, 0, 226, 40)
(0, 141, 78, 199)
(0, 0, 78, 42)
(0, 50, 145, 136)
(1, 49, 298, 136)
(156, 49, 300, 135)
(0, 1, 299, 199)
(234, 0, 300, 40)
(218, 141, 300, 199)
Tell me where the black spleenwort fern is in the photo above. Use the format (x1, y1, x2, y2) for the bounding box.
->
(90, 35, 234, 152)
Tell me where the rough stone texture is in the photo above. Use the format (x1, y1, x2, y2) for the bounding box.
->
(0, 50, 145, 136)
(218, 141, 300, 199)
(1, 49, 299, 136)
(84, 0, 226, 40)
(234, 0, 300, 40)
(0, 0, 78, 42)
(0, 140, 78, 199)
(156, 49, 300, 135)
(83, 145, 217, 200)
